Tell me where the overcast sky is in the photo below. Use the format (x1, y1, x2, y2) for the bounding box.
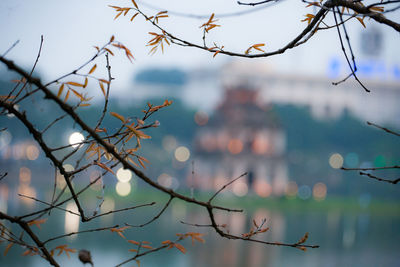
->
(1, 0, 399, 93)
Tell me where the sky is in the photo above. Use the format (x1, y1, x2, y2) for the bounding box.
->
(0, 0, 399, 93)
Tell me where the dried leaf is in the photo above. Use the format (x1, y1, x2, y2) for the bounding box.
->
(110, 111, 126, 123)
(4, 242, 13, 256)
(27, 218, 47, 229)
(356, 17, 366, 28)
(89, 64, 97, 74)
(95, 162, 115, 174)
(57, 84, 64, 98)
(173, 243, 186, 254)
(64, 90, 70, 102)
(66, 81, 84, 87)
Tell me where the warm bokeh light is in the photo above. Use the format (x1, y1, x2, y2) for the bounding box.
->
(252, 135, 269, 155)
(18, 185, 36, 205)
(228, 139, 243, 154)
(116, 181, 131, 196)
(65, 202, 79, 237)
(69, 132, 84, 148)
(194, 111, 209, 126)
(175, 146, 190, 162)
(285, 181, 298, 198)
(162, 135, 177, 152)
(329, 153, 343, 169)
(26, 144, 39, 160)
(313, 182, 327, 201)
(116, 167, 132, 183)
(19, 167, 31, 185)
(232, 181, 248, 197)
(0, 185, 9, 213)
(253, 179, 272, 197)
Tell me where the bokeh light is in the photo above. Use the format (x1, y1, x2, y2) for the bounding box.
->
(285, 181, 298, 198)
(0, 130, 12, 149)
(174, 146, 190, 162)
(194, 111, 209, 126)
(65, 202, 79, 237)
(19, 167, 31, 185)
(26, 144, 39, 160)
(116, 182, 131, 196)
(116, 168, 132, 183)
(69, 132, 84, 148)
(313, 182, 327, 201)
(232, 181, 248, 197)
(158, 173, 172, 188)
(298, 185, 311, 200)
(253, 179, 271, 197)
(329, 153, 343, 169)
(228, 139, 243, 154)
(162, 135, 177, 152)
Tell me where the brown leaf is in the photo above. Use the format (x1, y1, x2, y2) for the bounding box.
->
(89, 64, 97, 74)
(4, 242, 13, 256)
(110, 111, 126, 123)
(95, 162, 115, 174)
(57, 84, 64, 98)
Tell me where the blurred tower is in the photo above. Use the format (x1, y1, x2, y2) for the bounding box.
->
(192, 80, 288, 197)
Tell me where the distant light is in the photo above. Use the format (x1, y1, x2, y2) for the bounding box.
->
(175, 146, 190, 162)
(298, 185, 311, 200)
(69, 132, 84, 148)
(228, 139, 243, 155)
(313, 182, 327, 201)
(232, 181, 248, 197)
(158, 173, 172, 188)
(0, 130, 12, 149)
(329, 153, 343, 169)
(13, 144, 25, 160)
(18, 185, 36, 206)
(162, 135, 177, 152)
(116, 168, 132, 183)
(194, 111, 209, 126)
(65, 202, 79, 237)
(116, 182, 131, 196)
(345, 153, 359, 168)
(26, 144, 39, 160)
(252, 136, 269, 155)
(285, 181, 298, 198)
(254, 180, 271, 197)
(19, 167, 31, 185)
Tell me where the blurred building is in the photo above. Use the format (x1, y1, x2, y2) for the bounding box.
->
(192, 82, 288, 197)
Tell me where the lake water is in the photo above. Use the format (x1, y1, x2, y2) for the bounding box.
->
(1, 194, 399, 267)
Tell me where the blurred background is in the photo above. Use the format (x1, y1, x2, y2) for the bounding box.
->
(0, 0, 399, 266)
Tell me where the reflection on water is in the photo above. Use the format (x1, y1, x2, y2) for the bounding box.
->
(1, 198, 399, 267)
(65, 202, 79, 239)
